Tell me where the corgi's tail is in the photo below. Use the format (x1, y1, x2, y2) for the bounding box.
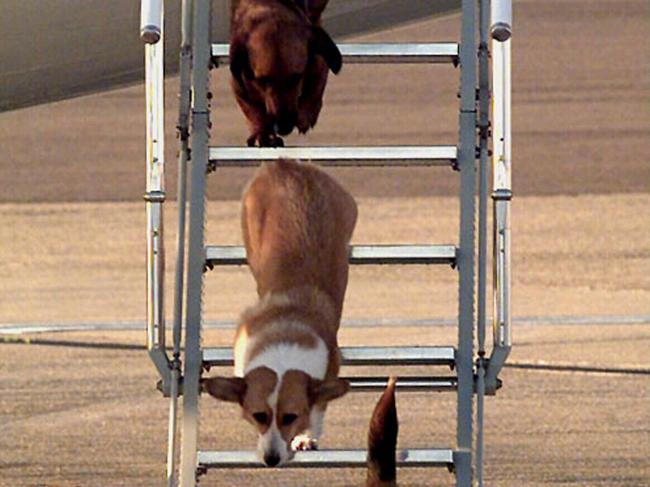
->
(366, 377, 398, 487)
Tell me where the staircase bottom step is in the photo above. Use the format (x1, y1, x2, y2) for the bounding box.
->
(197, 448, 454, 470)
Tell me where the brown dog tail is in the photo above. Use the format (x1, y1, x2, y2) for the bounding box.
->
(366, 376, 398, 487)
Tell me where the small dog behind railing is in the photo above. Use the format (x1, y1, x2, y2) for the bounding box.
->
(229, 0, 342, 147)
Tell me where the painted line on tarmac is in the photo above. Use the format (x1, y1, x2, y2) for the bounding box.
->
(0, 335, 143, 350)
(506, 361, 650, 376)
(3, 337, 647, 376)
(0, 314, 648, 336)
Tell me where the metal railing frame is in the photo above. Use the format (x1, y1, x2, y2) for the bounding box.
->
(139, 0, 513, 485)
(486, 13, 513, 396)
(142, 0, 171, 392)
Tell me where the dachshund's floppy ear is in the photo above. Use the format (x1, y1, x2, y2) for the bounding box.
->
(230, 39, 253, 84)
(310, 26, 342, 74)
(305, 0, 329, 20)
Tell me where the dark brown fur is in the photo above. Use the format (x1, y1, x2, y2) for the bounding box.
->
(367, 378, 399, 487)
(230, 0, 342, 147)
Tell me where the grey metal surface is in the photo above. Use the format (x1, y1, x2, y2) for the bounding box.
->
(476, 363, 486, 486)
(208, 146, 457, 168)
(197, 448, 454, 469)
(166, 367, 181, 487)
(493, 197, 512, 348)
(455, 0, 478, 485)
(485, 345, 509, 395)
(204, 245, 247, 265)
(349, 245, 457, 264)
(490, 0, 512, 41)
(453, 450, 472, 487)
(144, 12, 171, 389)
(166, 0, 194, 484)
(146, 201, 171, 385)
(345, 376, 457, 392)
(203, 346, 456, 367)
(178, 1, 211, 485)
(477, 0, 490, 359)
(491, 38, 512, 350)
(140, 0, 163, 43)
(0, 0, 459, 112)
(491, 42, 512, 192)
(487, 33, 512, 398)
(171, 0, 193, 399)
(476, 1, 491, 484)
(205, 244, 457, 266)
(144, 199, 165, 365)
(211, 42, 459, 65)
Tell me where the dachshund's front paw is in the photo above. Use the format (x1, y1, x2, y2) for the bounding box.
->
(296, 112, 318, 135)
(247, 132, 285, 148)
(297, 103, 322, 134)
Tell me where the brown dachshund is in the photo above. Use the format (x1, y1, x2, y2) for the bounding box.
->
(229, 0, 342, 147)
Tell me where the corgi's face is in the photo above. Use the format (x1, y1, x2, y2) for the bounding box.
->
(204, 367, 348, 466)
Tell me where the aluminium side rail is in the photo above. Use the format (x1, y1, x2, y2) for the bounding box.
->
(141, 0, 172, 392)
(166, 0, 194, 485)
(475, 0, 492, 484)
(486, 0, 512, 394)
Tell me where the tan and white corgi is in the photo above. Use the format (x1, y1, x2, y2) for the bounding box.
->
(203, 158, 357, 467)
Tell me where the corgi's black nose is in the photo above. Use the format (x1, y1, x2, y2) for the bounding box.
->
(263, 452, 281, 467)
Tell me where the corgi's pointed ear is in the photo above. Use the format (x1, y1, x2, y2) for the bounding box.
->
(310, 26, 342, 74)
(309, 378, 350, 405)
(202, 376, 247, 404)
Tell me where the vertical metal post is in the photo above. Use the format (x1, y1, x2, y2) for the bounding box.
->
(456, 0, 478, 485)
(490, 0, 512, 41)
(179, 0, 211, 485)
(477, 0, 490, 366)
(141, 0, 164, 43)
(485, 34, 512, 392)
(491, 37, 511, 349)
(144, 0, 171, 386)
(476, 1, 491, 484)
(167, 1, 194, 484)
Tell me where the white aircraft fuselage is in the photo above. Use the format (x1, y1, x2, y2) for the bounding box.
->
(0, 0, 459, 112)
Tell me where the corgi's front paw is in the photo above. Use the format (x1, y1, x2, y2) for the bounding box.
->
(291, 434, 319, 451)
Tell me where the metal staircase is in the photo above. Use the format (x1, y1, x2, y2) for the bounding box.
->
(140, 1, 512, 486)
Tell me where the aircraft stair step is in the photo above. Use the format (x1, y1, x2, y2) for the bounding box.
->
(205, 244, 457, 268)
(344, 376, 457, 392)
(197, 447, 455, 470)
(211, 42, 459, 65)
(207, 146, 457, 170)
(203, 346, 456, 368)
